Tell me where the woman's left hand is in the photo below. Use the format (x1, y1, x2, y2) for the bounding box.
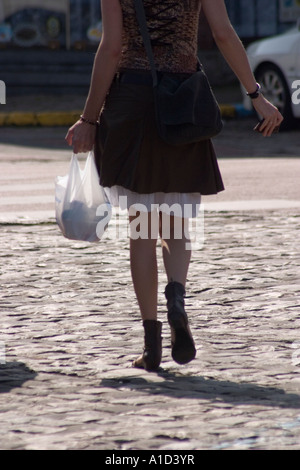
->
(252, 94, 284, 137)
(65, 120, 97, 154)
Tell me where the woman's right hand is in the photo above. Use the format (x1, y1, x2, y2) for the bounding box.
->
(251, 94, 284, 137)
(65, 119, 97, 154)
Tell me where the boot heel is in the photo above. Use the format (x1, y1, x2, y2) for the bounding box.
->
(170, 325, 196, 364)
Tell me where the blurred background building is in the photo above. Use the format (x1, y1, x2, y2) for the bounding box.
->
(0, 0, 101, 50)
(0, 0, 300, 93)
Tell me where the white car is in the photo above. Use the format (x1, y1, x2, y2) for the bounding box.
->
(243, 25, 300, 128)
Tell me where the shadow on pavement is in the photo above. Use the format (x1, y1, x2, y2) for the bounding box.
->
(0, 362, 37, 393)
(101, 370, 300, 409)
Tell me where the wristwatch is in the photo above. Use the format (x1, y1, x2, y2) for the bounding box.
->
(247, 83, 261, 99)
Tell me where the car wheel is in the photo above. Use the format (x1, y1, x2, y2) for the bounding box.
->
(256, 64, 294, 129)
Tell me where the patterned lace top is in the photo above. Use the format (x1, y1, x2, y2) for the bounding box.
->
(118, 0, 202, 74)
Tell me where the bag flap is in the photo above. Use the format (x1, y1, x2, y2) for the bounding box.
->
(157, 71, 220, 126)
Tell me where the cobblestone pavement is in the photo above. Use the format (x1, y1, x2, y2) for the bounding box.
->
(0, 121, 300, 450)
(0, 208, 300, 450)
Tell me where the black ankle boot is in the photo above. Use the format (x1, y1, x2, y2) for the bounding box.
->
(165, 281, 196, 365)
(133, 320, 162, 371)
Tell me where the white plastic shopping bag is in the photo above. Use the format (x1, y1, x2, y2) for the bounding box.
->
(55, 152, 112, 242)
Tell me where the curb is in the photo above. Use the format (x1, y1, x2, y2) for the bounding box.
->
(0, 111, 81, 127)
(0, 104, 254, 127)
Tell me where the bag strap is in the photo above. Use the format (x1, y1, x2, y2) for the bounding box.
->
(133, 0, 158, 87)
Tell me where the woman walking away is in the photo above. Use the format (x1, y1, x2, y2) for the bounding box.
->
(66, 0, 283, 371)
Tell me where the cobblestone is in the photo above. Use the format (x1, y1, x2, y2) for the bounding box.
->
(0, 208, 300, 450)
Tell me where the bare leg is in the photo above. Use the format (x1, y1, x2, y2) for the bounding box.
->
(129, 209, 163, 370)
(159, 213, 191, 286)
(129, 210, 159, 321)
(159, 212, 196, 364)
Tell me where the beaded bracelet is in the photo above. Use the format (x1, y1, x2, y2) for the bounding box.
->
(80, 115, 99, 126)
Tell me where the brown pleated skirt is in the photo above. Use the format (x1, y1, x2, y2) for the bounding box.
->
(94, 75, 224, 196)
